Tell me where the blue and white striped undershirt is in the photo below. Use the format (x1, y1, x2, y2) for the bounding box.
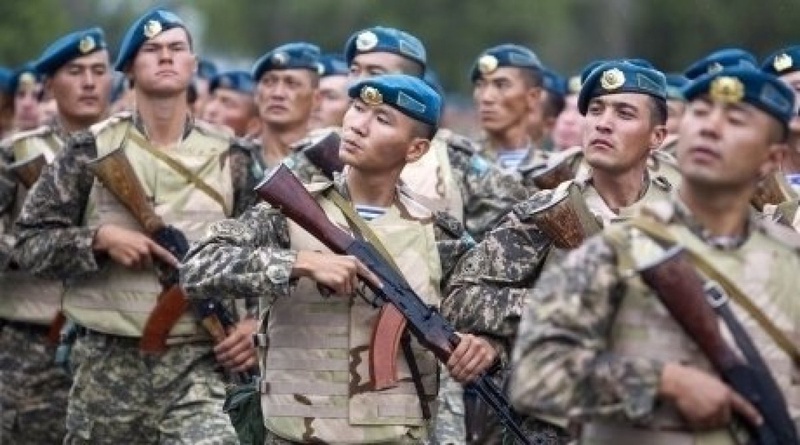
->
(496, 148, 529, 170)
(355, 204, 387, 221)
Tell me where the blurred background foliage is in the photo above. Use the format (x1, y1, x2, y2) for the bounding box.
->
(0, 0, 795, 96)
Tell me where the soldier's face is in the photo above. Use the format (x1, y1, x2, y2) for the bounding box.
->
(666, 99, 686, 135)
(13, 83, 42, 131)
(339, 99, 428, 172)
(776, 71, 800, 137)
(348, 53, 412, 81)
(130, 28, 197, 97)
(552, 94, 584, 150)
(582, 93, 665, 173)
(473, 67, 539, 137)
(255, 69, 317, 129)
(309, 74, 350, 129)
(677, 97, 782, 188)
(202, 88, 258, 137)
(48, 50, 112, 126)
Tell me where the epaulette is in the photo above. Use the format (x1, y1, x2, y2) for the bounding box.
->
(638, 200, 677, 224)
(511, 188, 556, 221)
(1, 125, 54, 148)
(756, 215, 800, 252)
(438, 128, 478, 156)
(432, 210, 469, 241)
(193, 119, 236, 141)
(290, 127, 342, 152)
(89, 111, 133, 137)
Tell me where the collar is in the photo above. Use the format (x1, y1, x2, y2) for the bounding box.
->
(671, 197, 756, 250)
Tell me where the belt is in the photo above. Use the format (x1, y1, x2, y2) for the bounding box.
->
(0, 318, 50, 337)
(75, 326, 141, 347)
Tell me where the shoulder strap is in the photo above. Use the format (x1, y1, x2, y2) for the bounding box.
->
(629, 217, 800, 368)
(128, 131, 231, 216)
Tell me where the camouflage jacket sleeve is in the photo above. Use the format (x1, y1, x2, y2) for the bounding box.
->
(229, 139, 261, 218)
(13, 131, 99, 279)
(0, 143, 15, 218)
(442, 198, 554, 362)
(431, 210, 476, 289)
(447, 145, 530, 240)
(180, 202, 298, 308)
(508, 234, 663, 423)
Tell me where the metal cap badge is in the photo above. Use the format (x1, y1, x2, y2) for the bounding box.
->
(143, 20, 163, 39)
(478, 55, 499, 75)
(78, 35, 96, 54)
(360, 86, 383, 106)
(773, 53, 793, 73)
(356, 31, 378, 52)
(709, 76, 744, 103)
(600, 68, 625, 91)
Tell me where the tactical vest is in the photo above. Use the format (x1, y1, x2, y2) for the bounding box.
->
(0, 126, 64, 325)
(259, 184, 442, 444)
(585, 202, 800, 445)
(62, 116, 234, 338)
(400, 129, 464, 223)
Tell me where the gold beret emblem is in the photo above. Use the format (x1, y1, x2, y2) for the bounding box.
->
(355, 31, 379, 52)
(143, 20, 163, 39)
(478, 55, 499, 75)
(567, 76, 582, 94)
(360, 86, 383, 106)
(600, 68, 625, 91)
(78, 36, 96, 54)
(709, 76, 744, 103)
(19, 72, 36, 87)
(773, 53, 793, 73)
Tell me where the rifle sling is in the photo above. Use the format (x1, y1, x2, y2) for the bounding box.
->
(628, 217, 800, 369)
(128, 131, 231, 216)
(326, 188, 430, 420)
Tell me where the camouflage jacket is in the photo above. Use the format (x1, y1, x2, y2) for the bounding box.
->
(179, 173, 474, 310)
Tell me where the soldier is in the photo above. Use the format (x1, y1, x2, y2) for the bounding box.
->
(0, 26, 112, 444)
(444, 60, 673, 444)
(309, 53, 350, 130)
(13, 9, 258, 444)
(510, 66, 799, 444)
(9, 64, 43, 133)
(551, 74, 584, 151)
(192, 57, 218, 117)
(252, 42, 321, 171)
(202, 70, 261, 138)
(683, 47, 757, 80)
(762, 45, 800, 194)
(181, 73, 495, 444)
(529, 67, 566, 152)
(471, 44, 548, 171)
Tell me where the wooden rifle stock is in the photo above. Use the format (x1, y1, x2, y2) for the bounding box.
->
(8, 153, 47, 189)
(751, 172, 798, 212)
(530, 182, 601, 249)
(302, 130, 344, 180)
(255, 164, 534, 444)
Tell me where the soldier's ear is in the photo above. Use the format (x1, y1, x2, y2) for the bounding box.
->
(406, 138, 431, 164)
(760, 141, 786, 179)
(648, 124, 668, 150)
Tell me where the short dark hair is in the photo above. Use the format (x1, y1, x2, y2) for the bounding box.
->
(648, 96, 668, 126)
(541, 90, 565, 120)
(519, 67, 543, 89)
(399, 58, 425, 77)
(412, 120, 437, 140)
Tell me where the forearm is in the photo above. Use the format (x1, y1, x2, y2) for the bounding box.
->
(14, 225, 99, 278)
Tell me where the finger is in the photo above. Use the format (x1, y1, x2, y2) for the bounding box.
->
(231, 356, 257, 373)
(148, 240, 180, 268)
(355, 260, 382, 289)
(729, 390, 763, 427)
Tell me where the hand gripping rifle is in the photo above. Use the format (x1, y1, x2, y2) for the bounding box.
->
(255, 164, 534, 445)
(636, 243, 799, 445)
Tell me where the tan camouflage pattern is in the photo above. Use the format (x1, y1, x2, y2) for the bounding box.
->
(509, 198, 800, 443)
(0, 324, 71, 444)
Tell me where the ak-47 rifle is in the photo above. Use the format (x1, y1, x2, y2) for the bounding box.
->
(8, 153, 47, 188)
(637, 243, 799, 445)
(255, 164, 533, 445)
(86, 149, 242, 362)
(301, 130, 344, 180)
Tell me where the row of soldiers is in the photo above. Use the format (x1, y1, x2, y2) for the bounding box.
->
(0, 6, 799, 445)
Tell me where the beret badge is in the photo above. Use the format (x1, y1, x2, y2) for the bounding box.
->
(707, 62, 724, 75)
(600, 68, 625, 91)
(709, 76, 744, 103)
(271, 52, 288, 67)
(79, 36, 96, 54)
(360, 86, 383, 106)
(568, 76, 582, 94)
(773, 53, 793, 73)
(478, 55, 499, 75)
(356, 31, 378, 52)
(143, 20, 163, 39)
(316, 62, 325, 75)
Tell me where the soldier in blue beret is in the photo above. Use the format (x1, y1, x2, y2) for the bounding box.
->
(344, 26, 426, 78)
(471, 44, 548, 171)
(191, 57, 218, 117)
(662, 73, 689, 153)
(9, 63, 43, 133)
(684, 47, 757, 80)
(530, 67, 567, 152)
(13, 8, 262, 444)
(511, 64, 800, 445)
(309, 53, 350, 130)
(202, 70, 260, 138)
(251, 41, 321, 170)
(0, 26, 112, 444)
(551, 74, 585, 150)
(761, 45, 800, 196)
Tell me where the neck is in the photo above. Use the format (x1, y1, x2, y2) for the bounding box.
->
(591, 162, 649, 212)
(58, 112, 106, 134)
(135, 92, 189, 146)
(345, 167, 403, 208)
(678, 182, 752, 237)
(260, 124, 308, 166)
(488, 125, 530, 151)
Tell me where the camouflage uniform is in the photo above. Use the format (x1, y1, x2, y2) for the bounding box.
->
(180, 173, 475, 444)
(509, 199, 800, 444)
(13, 113, 258, 444)
(0, 124, 72, 444)
(443, 173, 673, 444)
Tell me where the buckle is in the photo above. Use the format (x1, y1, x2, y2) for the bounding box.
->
(703, 280, 729, 309)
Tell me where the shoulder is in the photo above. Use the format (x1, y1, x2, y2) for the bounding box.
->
(755, 215, 800, 253)
(89, 111, 133, 138)
(435, 128, 478, 156)
(193, 119, 236, 141)
(1, 125, 54, 148)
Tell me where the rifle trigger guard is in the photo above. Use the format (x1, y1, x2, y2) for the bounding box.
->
(703, 280, 729, 309)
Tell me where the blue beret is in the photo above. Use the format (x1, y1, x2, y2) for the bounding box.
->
(665, 74, 689, 100)
(9, 63, 42, 93)
(542, 68, 567, 96)
(761, 46, 800, 77)
(110, 72, 128, 103)
(114, 8, 186, 71)
(252, 42, 321, 81)
(566, 75, 582, 95)
(35, 27, 107, 76)
(578, 60, 667, 115)
(684, 67, 795, 131)
(423, 67, 445, 98)
(684, 48, 757, 80)
(347, 74, 441, 127)
(0, 67, 12, 94)
(209, 70, 254, 95)
(470, 44, 542, 82)
(343, 27, 426, 70)
(317, 54, 348, 78)
(197, 58, 218, 79)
